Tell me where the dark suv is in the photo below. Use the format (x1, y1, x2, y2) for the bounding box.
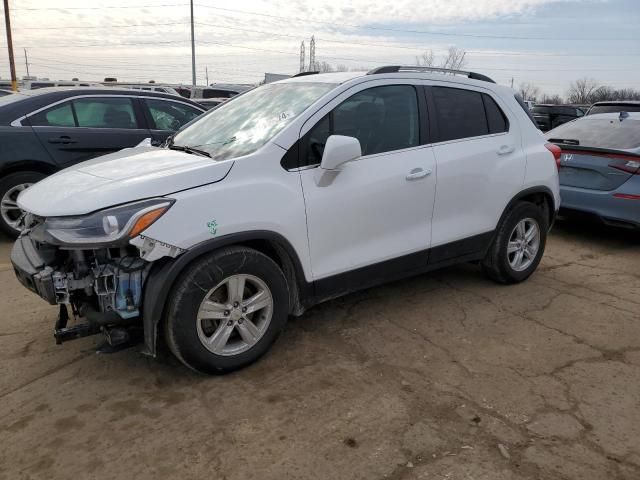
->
(532, 104, 585, 131)
(0, 88, 206, 236)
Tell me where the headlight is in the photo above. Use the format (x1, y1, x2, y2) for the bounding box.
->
(41, 199, 173, 247)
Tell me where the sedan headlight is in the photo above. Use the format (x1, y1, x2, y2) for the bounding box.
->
(40, 199, 173, 247)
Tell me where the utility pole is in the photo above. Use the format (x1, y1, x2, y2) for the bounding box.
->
(3, 0, 18, 91)
(24, 48, 30, 78)
(510, 77, 514, 89)
(299, 41, 305, 73)
(308, 35, 315, 72)
(205, 66, 209, 85)
(190, 0, 196, 86)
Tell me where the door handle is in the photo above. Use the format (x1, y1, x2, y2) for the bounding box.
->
(48, 136, 77, 145)
(406, 168, 432, 181)
(497, 145, 515, 155)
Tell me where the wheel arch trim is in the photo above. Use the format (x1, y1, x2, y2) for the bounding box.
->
(498, 186, 557, 231)
(140, 230, 309, 357)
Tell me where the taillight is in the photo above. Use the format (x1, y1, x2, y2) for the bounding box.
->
(613, 193, 640, 200)
(545, 143, 562, 169)
(608, 158, 640, 175)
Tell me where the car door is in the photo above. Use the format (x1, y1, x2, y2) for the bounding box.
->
(297, 83, 436, 284)
(140, 98, 205, 145)
(428, 85, 525, 257)
(28, 96, 150, 167)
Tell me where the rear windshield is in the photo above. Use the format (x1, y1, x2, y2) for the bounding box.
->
(532, 106, 551, 114)
(588, 105, 640, 115)
(546, 117, 640, 150)
(0, 92, 27, 107)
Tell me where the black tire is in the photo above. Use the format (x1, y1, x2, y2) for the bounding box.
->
(482, 201, 548, 284)
(0, 171, 46, 238)
(164, 246, 290, 374)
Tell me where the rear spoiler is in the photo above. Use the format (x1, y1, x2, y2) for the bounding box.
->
(547, 143, 640, 159)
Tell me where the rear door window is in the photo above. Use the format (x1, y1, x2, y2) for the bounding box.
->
(433, 87, 488, 141)
(29, 102, 76, 127)
(202, 89, 238, 99)
(73, 97, 138, 129)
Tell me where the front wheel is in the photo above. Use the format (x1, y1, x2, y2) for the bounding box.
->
(164, 246, 290, 374)
(482, 202, 548, 284)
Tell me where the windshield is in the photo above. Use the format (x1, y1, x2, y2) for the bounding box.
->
(588, 105, 640, 115)
(172, 82, 336, 160)
(546, 117, 640, 150)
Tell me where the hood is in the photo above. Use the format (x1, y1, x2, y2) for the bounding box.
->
(18, 146, 233, 217)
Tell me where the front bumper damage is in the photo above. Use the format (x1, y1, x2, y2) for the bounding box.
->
(11, 234, 152, 349)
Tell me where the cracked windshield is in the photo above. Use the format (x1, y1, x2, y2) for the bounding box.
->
(172, 82, 335, 160)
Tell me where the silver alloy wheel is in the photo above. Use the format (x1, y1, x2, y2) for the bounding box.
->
(507, 217, 540, 272)
(0, 183, 32, 232)
(196, 274, 273, 356)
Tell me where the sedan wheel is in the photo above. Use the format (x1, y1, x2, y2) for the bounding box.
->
(0, 182, 32, 232)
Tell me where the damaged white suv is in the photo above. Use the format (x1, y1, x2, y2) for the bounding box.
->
(11, 67, 560, 373)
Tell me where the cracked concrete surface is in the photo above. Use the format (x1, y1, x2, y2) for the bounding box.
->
(1, 220, 639, 480)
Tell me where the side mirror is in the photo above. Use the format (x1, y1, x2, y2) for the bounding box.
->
(319, 135, 362, 171)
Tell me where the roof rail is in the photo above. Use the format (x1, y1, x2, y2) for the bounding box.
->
(366, 66, 495, 84)
(292, 71, 319, 78)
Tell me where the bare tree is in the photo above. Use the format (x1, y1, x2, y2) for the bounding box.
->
(316, 61, 334, 73)
(415, 47, 467, 70)
(441, 46, 467, 70)
(566, 78, 600, 104)
(518, 82, 541, 101)
(539, 93, 564, 104)
(415, 50, 435, 67)
(335, 64, 349, 72)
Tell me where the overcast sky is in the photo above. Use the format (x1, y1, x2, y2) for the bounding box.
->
(1, 0, 638, 95)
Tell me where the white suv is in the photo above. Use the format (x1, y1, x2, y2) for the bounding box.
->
(11, 67, 561, 373)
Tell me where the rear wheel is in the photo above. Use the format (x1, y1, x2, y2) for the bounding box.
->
(482, 202, 548, 284)
(0, 171, 46, 238)
(164, 246, 289, 374)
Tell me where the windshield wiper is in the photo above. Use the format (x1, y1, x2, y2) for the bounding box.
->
(168, 143, 212, 158)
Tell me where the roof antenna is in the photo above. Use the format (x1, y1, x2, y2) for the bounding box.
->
(619, 111, 629, 121)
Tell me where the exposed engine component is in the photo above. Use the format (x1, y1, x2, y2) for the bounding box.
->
(27, 245, 150, 319)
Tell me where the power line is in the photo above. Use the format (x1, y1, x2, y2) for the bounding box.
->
(193, 20, 640, 57)
(13, 22, 189, 30)
(28, 57, 267, 76)
(10, 3, 187, 11)
(194, 4, 636, 42)
(10, 17, 640, 58)
(8, 2, 635, 41)
(15, 44, 640, 74)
